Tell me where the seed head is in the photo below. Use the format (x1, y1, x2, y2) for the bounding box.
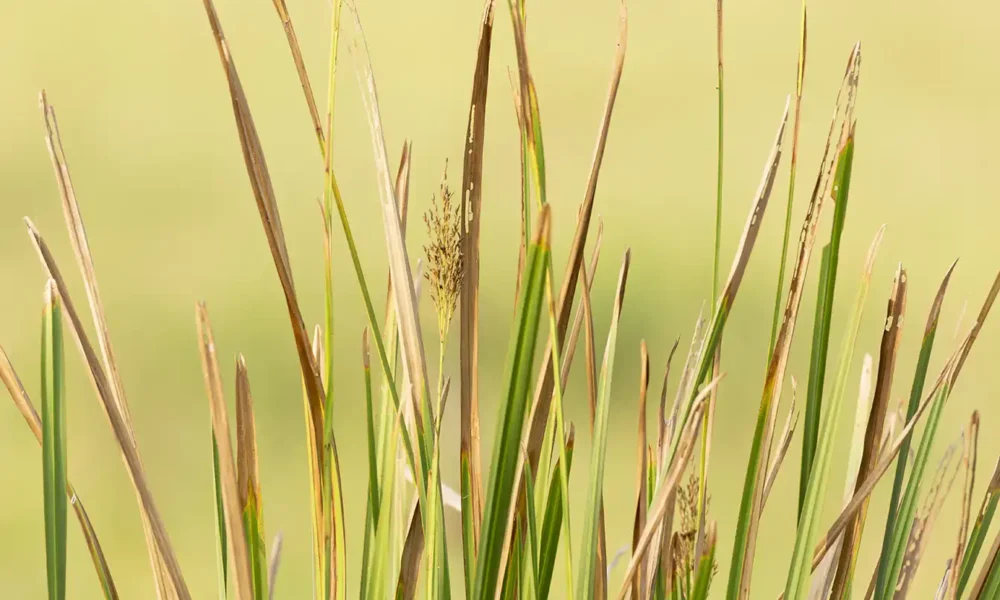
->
(424, 161, 463, 338)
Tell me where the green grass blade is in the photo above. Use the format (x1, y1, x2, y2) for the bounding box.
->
(537, 428, 575, 599)
(690, 525, 718, 600)
(873, 261, 955, 597)
(784, 226, 882, 600)
(969, 528, 1000, 599)
(41, 281, 67, 600)
(211, 433, 228, 600)
(800, 128, 855, 513)
(957, 459, 1000, 597)
(577, 250, 631, 600)
(767, 0, 807, 357)
(712, 0, 724, 304)
(473, 207, 551, 600)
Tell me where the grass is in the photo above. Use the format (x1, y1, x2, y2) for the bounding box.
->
(3, 0, 1000, 599)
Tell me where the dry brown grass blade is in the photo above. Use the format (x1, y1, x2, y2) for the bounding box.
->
(0, 345, 120, 598)
(559, 221, 604, 389)
(270, 0, 324, 147)
(615, 375, 723, 600)
(830, 264, 908, 598)
(396, 499, 423, 600)
(953, 269, 1000, 380)
(950, 412, 981, 597)
(196, 303, 253, 600)
(348, 8, 432, 422)
(656, 339, 681, 454)
(631, 341, 651, 596)
(664, 309, 708, 461)
(894, 429, 963, 597)
(200, 0, 326, 469)
(382, 142, 414, 339)
(235, 356, 262, 517)
(39, 93, 171, 597)
(524, 1, 627, 472)
(762, 379, 798, 507)
(25, 221, 189, 599)
(459, 0, 497, 563)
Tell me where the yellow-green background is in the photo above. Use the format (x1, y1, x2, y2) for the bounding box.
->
(1, 0, 997, 596)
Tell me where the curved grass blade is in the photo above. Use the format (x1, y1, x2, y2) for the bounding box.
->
(783, 226, 884, 600)
(41, 281, 67, 600)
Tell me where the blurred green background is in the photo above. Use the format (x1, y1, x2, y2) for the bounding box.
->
(1, 0, 998, 596)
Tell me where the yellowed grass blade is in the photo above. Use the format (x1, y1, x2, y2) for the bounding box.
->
(347, 7, 432, 428)
(196, 304, 253, 600)
(269, 0, 324, 148)
(631, 341, 651, 596)
(762, 379, 798, 507)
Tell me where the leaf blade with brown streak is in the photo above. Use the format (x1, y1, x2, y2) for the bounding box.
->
(829, 265, 907, 599)
(459, 4, 497, 589)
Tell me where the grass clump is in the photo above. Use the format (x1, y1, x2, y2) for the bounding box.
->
(4, 0, 1000, 599)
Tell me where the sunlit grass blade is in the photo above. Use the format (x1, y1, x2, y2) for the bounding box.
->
(360, 328, 380, 597)
(473, 207, 551, 600)
(829, 265, 907, 598)
(0, 346, 118, 599)
(712, 0, 724, 302)
(783, 225, 883, 600)
(578, 250, 631, 600)
(956, 458, 1000, 597)
(236, 357, 268, 599)
(41, 280, 67, 600)
(26, 220, 188, 599)
(196, 303, 254, 600)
